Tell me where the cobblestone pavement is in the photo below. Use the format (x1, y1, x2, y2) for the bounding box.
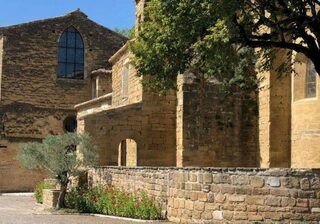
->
(0, 195, 168, 224)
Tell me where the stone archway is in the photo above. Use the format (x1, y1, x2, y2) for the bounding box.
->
(118, 139, 137, 167)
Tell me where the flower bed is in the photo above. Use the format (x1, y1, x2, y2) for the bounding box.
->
(65, 186, 162, 220)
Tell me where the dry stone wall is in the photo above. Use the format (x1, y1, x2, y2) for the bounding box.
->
(89, 167, 320, 223)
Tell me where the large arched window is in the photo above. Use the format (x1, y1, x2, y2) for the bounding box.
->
(58, 27, 84, 79)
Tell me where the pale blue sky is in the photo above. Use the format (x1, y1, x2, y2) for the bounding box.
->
(0, 0, 135, 30)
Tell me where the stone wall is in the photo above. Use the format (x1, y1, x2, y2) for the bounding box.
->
(0, 140, 46, 192)
(291, 54, 320, 168)
(77, 47, 177, 167)
(78, 92, 177, 167)
(110, 48, 143, 107)
(89, 166, 320, 223)
(177, 75, 258, 167)
(258, 51, 320, 169)
(258, 50, 292, 168)
(258, 70, 271, 168)
(0, 36, 3, 100)
(0, 10, 126, 192)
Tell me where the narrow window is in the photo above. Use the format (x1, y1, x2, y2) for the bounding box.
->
(306, 62, 317, 98)
(58, 27, 84, 79)
(121, 62, 129, 99)
(92, 77, 98, 99)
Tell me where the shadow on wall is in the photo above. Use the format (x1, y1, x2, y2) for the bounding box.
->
(118, 139, 137, 167)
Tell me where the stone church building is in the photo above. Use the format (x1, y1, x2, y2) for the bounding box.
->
(0, 1, 319, 192)
(0, 10, 127, 191)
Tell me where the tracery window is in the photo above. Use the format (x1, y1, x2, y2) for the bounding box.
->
(58, 27, 84, 79)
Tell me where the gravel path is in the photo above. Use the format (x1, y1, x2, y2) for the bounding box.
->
(0, 195, 168, 224)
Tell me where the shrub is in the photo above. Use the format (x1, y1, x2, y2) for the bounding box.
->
(65, 186, 162, 220)
(34, 180, 56, 204)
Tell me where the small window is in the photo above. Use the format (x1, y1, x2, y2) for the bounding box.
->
(64, 116, 77, 133)
(58, 27, 84, 79)
(121, 62, 130, 98)
(306, 62, 317, 98)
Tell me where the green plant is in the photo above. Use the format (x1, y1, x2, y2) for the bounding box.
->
(130, 0, 320, 102)
(17, 132, 98, 209)
(114, 27, 134, 39)
(34, 181, 56, 204)
(65, 186, 162, 220)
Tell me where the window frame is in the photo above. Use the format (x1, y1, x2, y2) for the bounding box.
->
(57, 27, 85, 80)
(306, 61, 317, 99)
(91, 77, 98, 99)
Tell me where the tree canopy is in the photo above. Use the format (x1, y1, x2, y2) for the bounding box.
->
(114, 27, 134, 39)
(130, 0, 320, 92)
(17, 133, 98, 209)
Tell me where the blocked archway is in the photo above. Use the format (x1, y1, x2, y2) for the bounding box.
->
(118, 139, 137, 167)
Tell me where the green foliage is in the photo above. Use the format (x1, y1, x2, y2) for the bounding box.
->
(130, 0, 259, 95)
(17, 133, 98, 208)
(65, 186, 162, 220)
(130, 0, 320, 94)
(17, 132, 98, 184)
(34, 181, 56, 204)
(114, 27, 134, 39)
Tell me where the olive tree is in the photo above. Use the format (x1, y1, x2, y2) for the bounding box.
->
(17, 132, 98, 209)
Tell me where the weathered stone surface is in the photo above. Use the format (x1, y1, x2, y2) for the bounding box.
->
(311, 178, 320, 190)
(0, 10, 126, 192)
(246, 196, 265, 205)
(89, 167, 320, 223)
(311, 208, 320, 213)
(300, 178, 311, 190)
(43, 189, 60, 208)
(281, 197, 296, 207)
(215, 193, 226, 203)
(267, 177, 281, 187)
(212, 211, 223, 220)
(250, 177, 265, 188)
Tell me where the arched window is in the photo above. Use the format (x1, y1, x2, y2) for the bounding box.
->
(58, 27, 84, 79)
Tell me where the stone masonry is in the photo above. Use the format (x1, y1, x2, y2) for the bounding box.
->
(76, 0, 259, 168)
(0, 10, 126, 192)
(89, 166, 320, 223)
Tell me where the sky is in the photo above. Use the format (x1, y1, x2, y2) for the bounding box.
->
(0, 0, 135, 30)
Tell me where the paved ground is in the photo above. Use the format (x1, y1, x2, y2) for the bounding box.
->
(0, 195, 168, 224)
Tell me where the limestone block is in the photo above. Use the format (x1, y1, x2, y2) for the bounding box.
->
(212, 211, 223, 220)
(250, 177, 265, 188)
(267, 177, 281, 187)
(300, 178, 311, 190)
(311, 207, 320, 213)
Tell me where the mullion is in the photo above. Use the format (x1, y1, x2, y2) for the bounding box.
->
(65, 29, 69, 78)
(58, 27, 84, 79)
(74, 30, 77, 76)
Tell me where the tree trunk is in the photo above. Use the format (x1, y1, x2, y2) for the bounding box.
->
(56, 181, 68, 210)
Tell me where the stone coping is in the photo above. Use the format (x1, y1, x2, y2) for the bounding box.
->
(75, 93, 112, 109)
(109, 42, 129, 63)
(91, 69, 112, 77)
(92, 166, 320, 175)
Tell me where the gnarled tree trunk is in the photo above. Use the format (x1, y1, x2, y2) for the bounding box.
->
(56, 178, 69, 209)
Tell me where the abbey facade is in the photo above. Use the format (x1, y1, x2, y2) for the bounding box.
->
(0, 1, 319, 192)
(0, 10, 126, 192)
